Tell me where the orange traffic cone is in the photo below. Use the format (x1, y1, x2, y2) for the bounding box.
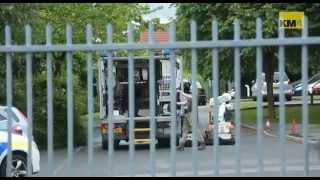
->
(290, 118, 299, 135)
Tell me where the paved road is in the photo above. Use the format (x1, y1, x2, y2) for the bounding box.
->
(35, 106, 320, 177)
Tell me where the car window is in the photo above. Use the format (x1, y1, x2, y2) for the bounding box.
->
(0, 114, 6, 121)
(116, 68, 148, 82)
(4, 108, 19, 122)
(273, 73, 288, 81)
(257, 73, 288, 82)
(309, 73, 320, 83)
(0, 110, 7, 120)
(13, 108, 27, 122)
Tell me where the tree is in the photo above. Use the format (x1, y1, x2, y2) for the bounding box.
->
(174, 3, 320, 122)
(0, 3, 151, 149)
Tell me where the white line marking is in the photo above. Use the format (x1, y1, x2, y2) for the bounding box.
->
(117, 165, 320, 177)
(53, 146, 84, 175)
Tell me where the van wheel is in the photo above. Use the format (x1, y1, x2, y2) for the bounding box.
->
(114, 140, 120, 150)
(157, 137, 179, 148)
(102, 140, 108, 150)
(102, 140, 120, 150)
(286, 96, 292, 101)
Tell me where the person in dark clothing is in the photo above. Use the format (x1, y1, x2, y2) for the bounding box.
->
(177, 89, 206, 151)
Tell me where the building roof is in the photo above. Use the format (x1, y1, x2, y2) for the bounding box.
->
(139, 31, 169, 43)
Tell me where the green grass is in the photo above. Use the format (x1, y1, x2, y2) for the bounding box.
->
(292, 95, 320, 101)
(241, 105, 320, 125)
(79, 100, 320, 128)
(240, 95, 320, 110)
(240, 100, 268, 110)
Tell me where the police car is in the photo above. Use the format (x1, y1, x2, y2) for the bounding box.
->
(0, 131, 40, 177)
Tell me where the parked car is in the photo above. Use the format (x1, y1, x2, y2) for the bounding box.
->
(293, 72, 320, 96)
(312, 80, 320, 95)
(291, 79, 301, 88)
(0, 131, 40, 177)
(251, 72, 294, 101)
(0, 106, 28, 137)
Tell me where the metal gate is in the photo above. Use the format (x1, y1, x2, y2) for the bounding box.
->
(1, 16, 319, 177)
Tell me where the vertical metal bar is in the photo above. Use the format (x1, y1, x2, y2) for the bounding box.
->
(301, 16, 309, 176)
(278, 21, 286, 176)
(98, 58, 104, 120)
(127, 22, 135, 177)
(107, 23, 114, 177)
(212, 18, 220, 176)
(86, 24, 94, 177)
(233, 18, 241, 176)
(25, 24, 33, 177)
(66, 23, 74, 176)
(190, 20, 198, 176)
(5, 25, 13, 177)
(180, 56, 184, 101)
(46, 24, 54, 177)
(256, 17, 264, 176)
(148, 22, 156, 177)
(169, 22, 177, 177)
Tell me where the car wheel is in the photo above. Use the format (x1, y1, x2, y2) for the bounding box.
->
(0, 158, 6, 177)
(0, 154, 28, 177)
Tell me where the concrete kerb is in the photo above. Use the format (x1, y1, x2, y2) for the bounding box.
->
(240, 103, 320, 144)
(241, 124, 319, 144)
